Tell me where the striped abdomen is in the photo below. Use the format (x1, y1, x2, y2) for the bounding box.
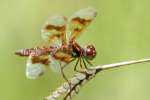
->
(15, 46, 57, 57)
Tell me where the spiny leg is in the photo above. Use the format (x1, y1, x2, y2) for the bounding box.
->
(85, 58, 93, 66)
(78, 57, 87, 74)
(82, 57, 88, 69)
(64, 58, 88, 100)
(60, 58, 81, 99)
(74, 58, 80, 72)
(73, 58, 85, 94)
(79, 57, 83, 69)
(74, 58, 85, 73)
(60, 63, 69, 84)
(79, 57, 83, 68)
(60, 59, 76, 100)
(60, 63, 74, 100)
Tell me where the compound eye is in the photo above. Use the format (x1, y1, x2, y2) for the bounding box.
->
(85, 45, 96, 60)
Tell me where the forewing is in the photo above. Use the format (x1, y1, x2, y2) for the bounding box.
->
(26, 54, 50, 79)
(41, 16, 67, 45)
(68, 7, 97, 40)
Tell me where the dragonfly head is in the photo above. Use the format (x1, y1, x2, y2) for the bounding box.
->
(84, 45, 96, 60)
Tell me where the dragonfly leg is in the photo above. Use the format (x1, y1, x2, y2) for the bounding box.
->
(60, 64, 72, 99)
(74, 58, 83, 73)
(82, 58, 89, 69)
(73, 58, 85, 94)
(60, 59, 76, 98)
(74, 58, 87, 74)
(79, 58, 88, 71)
(85, 58, 93, 66)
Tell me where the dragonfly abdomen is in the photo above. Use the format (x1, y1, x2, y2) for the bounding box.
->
(15, 46, 57, 57)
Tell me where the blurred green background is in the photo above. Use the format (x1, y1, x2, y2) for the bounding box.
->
(1, 0, 150, 100)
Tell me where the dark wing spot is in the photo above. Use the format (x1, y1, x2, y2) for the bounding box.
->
(45, 24, 66, 31)
(72, 17, 91, 26)
(31, 56, 50, 65)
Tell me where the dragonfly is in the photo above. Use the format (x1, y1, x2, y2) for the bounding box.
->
(15, 8, 97, 82)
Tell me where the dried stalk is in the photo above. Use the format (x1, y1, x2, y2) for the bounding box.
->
(44, 58, 150, 100)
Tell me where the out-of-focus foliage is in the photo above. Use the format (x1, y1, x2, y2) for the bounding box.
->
(0, 0, 150, 100)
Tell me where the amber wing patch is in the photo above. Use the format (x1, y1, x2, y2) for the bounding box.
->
(41, 16, 67, 45)
(26, 54, 50, 79)
(68, 7, 97, 41)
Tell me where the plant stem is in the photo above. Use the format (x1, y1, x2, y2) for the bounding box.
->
(44, 58, 150, 100)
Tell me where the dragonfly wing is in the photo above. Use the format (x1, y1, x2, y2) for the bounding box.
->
(49, 56, 63, 73)
(68, 7, 97, 41)
(41, 16, 67, 45)
(49, 50, 74, 73)
(26, 54, 50, 79)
